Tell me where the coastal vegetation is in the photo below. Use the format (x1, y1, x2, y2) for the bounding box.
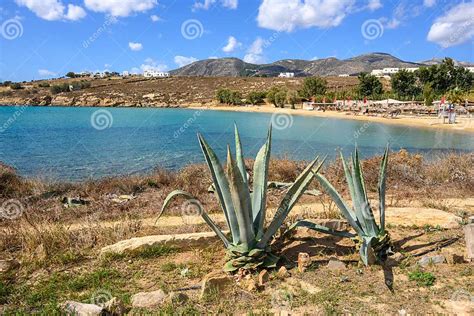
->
(0, 149, 472, 313)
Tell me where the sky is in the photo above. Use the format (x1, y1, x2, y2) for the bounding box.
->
(0, 0, 473, 82)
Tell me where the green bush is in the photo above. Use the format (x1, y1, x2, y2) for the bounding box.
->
(274, 90, 287, 108)
(286, 90, 299, 109)
(38, 82, 51, 88)
(50, 81, 91, 94)
(408, 270, 436, 287)
(216, 88, 242, 105)
(9, 83, 23, 90)
(299, 77, 327, 99)
(247, 91, 266, 105)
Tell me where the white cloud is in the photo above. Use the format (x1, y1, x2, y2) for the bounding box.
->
(193, 0, 238, 10)
(257, 0, 355, 32)
(222, 36, 241, 53)
(367, 0, 382, 11)
(84, 0, 157, 17)
(243, 37, 266, 64)
(423, 0, 436, 8)
(427, 2, 474, 47)
(65, 4, 86, 21)
(221, 0, 238, 9)
(136, 58, 168, 73)
(150, 14, 160, 22)
(174, 56, 199, 68)
(129, 42, 143, 51)
(208, 56, 219, 59)
(15, 0, 86, 21)
(38, 69, 57, 77)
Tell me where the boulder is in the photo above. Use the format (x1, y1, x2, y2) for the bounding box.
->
(100, 232, 223, 256)
(327, 259, 346, 271)
(131, 289, 167, 309)
(200, 272, 233, 298)
(418, 255, 446, 267)
(60, 301, 103, 316)
(277, 266, 290, 279)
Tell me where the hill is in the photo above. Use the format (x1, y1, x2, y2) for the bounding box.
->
(171, 53, 424, 77)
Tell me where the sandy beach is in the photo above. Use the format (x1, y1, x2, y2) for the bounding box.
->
(191, 104, 474, 133)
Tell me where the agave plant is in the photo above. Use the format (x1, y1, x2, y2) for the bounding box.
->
(289, 146, 392, 266)
(157, 125, 324, 272)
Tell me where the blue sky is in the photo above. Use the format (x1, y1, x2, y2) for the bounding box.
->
(0, 0, 473, 82)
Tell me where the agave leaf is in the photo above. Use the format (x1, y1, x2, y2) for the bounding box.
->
(360, 236, 376, 266)
(198, 134, 240, 244)
(226, 145, 255, 248)
(287, 220, 356, 238)
(157, 190, 230, 248)
(339, 152, 359, 225)
(378, 145, 389, 233)
(351, 149, 378, 236)
(315, 174, 364, 236)
(252, 126, 272, 239)
(234, 124, 248, 187)
(258, 157, 324, 248)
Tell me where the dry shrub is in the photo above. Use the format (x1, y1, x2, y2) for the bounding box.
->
(0, 163, 33, 198)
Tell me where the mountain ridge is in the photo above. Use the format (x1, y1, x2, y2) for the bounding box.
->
(170, 53, 472, 77)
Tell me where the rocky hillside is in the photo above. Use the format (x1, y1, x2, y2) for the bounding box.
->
(171, 53, 423, 77)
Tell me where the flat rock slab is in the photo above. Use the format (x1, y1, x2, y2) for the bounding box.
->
(100, 231, 222, 256)
(383, 207, 461, 229)
(464, 224, 474, 261)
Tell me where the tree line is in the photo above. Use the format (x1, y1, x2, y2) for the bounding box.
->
(216, 58, 473, 107)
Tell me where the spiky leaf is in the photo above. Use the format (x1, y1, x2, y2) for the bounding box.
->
(287, 220, 356, 238)
(252, 126, 272, 239)
(258, 157, 324, 248)
(378, 145, 389, 233)
(198, 134, 240, 243)
(157, 190, 230, 248)
(226, 146, 255, 248)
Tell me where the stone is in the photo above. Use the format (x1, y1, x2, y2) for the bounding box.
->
(103, 297, 127, 315)
(418, 255, 446, 267)
(200, 273, 233, 298)
(165, 292, 189, 305)
(100, 232, 224, 256)
(131, 289, 167, 309)
(246, 279, 258, 292)
(258, 270, 269, 286)
(297, 253, 311, 273)
(464, 224, 474, 261)
(468, 216, 474, 224)
(277, 266, 290, 279)
(60, 301, 103, 316)
(340, 276, 350, 283)
(0, 259, 20, 274)
(327, 259, 346, 271)
(382, 207, 461, 229)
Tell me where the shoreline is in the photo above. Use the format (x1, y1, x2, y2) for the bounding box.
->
(2, 103, 473, 134)
(190, 104, 474, 134)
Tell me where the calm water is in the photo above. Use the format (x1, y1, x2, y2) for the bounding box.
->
(0, 106, 472, 181)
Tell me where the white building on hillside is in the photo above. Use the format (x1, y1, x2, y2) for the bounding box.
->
(382, 68, 399, 75)
(144, 70, 170, 78)
(278, 72, 295, 78)
(467, 67, 474, 73)
(404, 67, 419, 72)
(338, 74, 350, 77)
(371, 69, 384, 77)
(122, 71, 130, 77)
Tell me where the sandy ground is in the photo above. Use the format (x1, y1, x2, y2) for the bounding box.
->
(191, 104, 474, 133)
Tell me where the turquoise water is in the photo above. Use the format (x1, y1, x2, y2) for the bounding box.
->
(0, 106, 472, 181)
